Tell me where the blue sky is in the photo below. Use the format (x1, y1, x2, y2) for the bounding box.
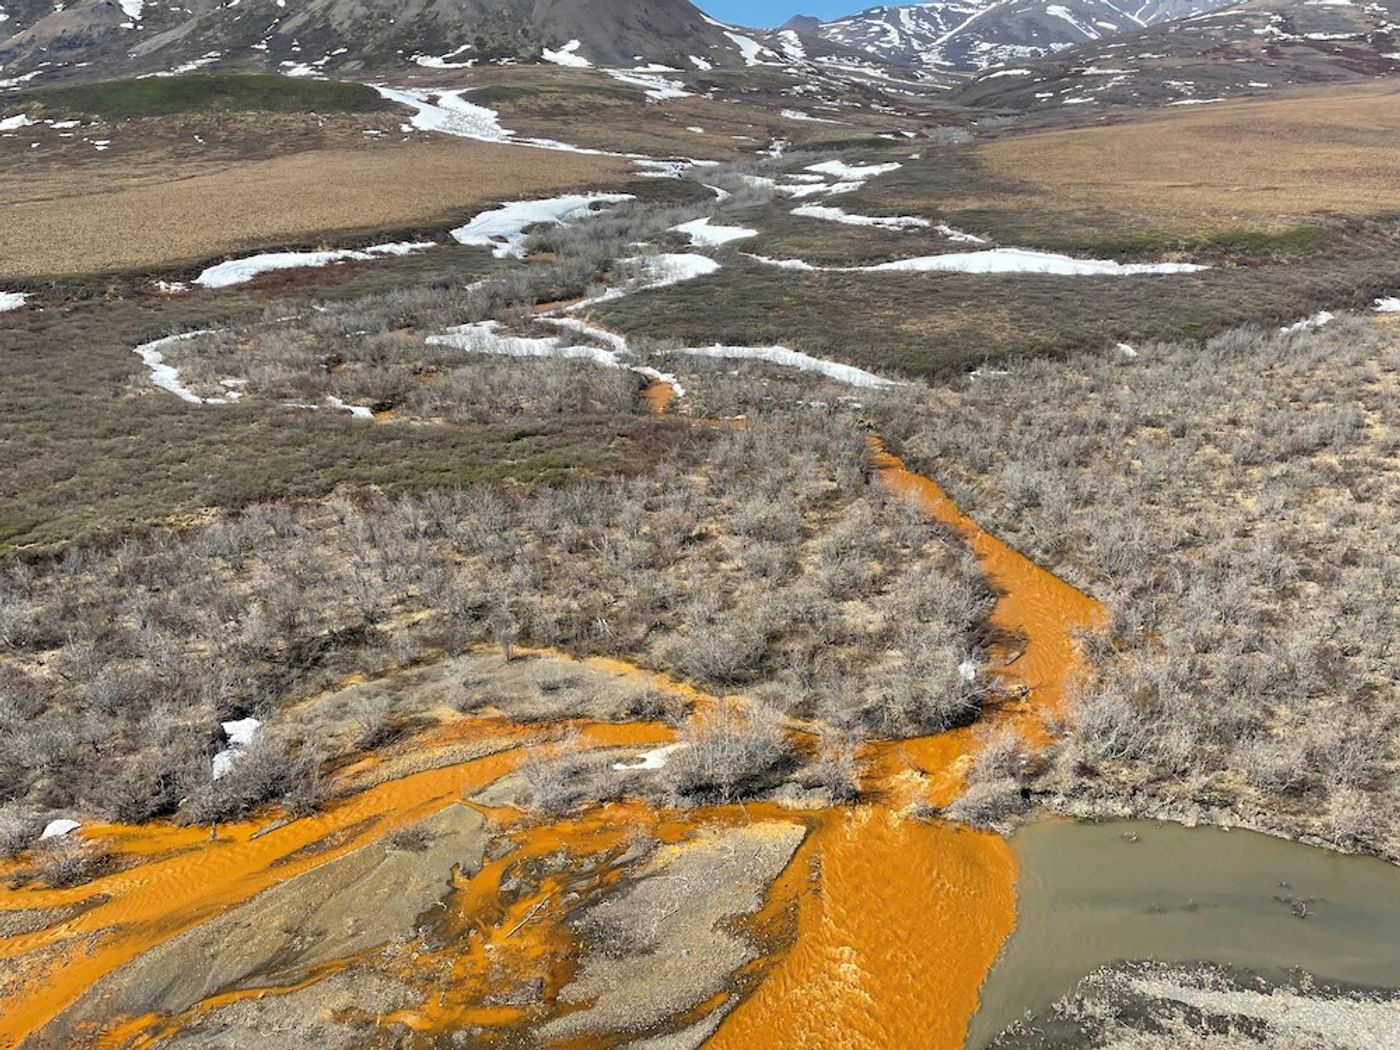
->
(698, 1, 864, 28)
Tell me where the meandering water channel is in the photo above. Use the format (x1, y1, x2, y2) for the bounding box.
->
(2, 434, 1397, 1050)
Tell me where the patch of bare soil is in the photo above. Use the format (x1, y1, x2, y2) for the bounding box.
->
(539, 820, 807, 1042)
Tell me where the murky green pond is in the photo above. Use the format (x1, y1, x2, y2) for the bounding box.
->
(968, 818, 1400, 1047)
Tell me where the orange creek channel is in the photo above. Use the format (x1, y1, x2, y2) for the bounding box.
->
(0, 438, 1103, 1050)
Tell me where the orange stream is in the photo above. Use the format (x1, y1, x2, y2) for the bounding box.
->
(706, 441, 1104, 1050)
(0, 438, 1104, 1050)
(641, 379, 676, 415)
(0, 721, 671, 1050)
(707, 808, 1018, 1050)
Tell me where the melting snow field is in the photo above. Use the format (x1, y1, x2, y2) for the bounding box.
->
(451, 194, 635, 258)
(626, 253, 722, 289)
(426, 320, 623, 367)
(373, 85, 510, 141)
(791, 204, 930, 230)
(603, 69, 691, 102)
(665, 345, 900, 388)
(749, 247, 1206, 276)
(0, 291, 28, 312)
(194, 242, 434, 289)
(805, 159, 903, 181)
(133, 331, 240, 405)
(372, 83, 703, 173)
(542, 40, 591, 68)
(671, 217, 758, 246)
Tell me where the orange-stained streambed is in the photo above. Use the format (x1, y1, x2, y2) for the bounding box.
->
(705, 443, 1104, 1050)
(708, 808, 1018, 1050)
(0, 437, 1105, 1050)
(0, 720, 673, 1050)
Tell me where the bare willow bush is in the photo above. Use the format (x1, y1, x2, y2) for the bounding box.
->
(877, 315, 1400, 853)
(661, 700, 792, 804)
(0, 409, 992, 831)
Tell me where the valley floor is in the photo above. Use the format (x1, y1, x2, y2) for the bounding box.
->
(1, 65, 1398, 1050)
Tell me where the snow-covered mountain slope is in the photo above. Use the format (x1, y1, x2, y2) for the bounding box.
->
(0, 0, 797, 84)
(801, 0, 1235, 72)
(954, 0, 1400, 109)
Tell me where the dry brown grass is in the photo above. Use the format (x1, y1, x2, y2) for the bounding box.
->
(0, 137, 631, 278)
(979, 83, 1400, 226)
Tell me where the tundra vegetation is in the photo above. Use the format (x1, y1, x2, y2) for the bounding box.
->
(4, 95, 1400, 874)
(877, 316, 1400, 857)
(0, 403, 992, 847)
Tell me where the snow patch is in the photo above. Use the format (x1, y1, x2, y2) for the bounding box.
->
(133, 331, 239, 405)
(804, 159, 901, 180)
(193, 242, 433, 288)
(666, 344, 900, 389)
(427, 320, 619, 367)
(212, 717, 261, 780)
(750, 247, 1206, 276)
(724, 31, 773, 65)
(603, 69, 690, 102)
(1280, 311, 1333, 334)
(573, 253, 721, 309)
(372, 85, 508, 141)
(326, 395, 373, 419)
(780, 108, 842, 124)
(792, 204, 929, 229)
(671, 217, 757, 246)
(450, 194, 634, 258)
(613, 743, 687, 771)
(40, 819, 80, 841)
(542, 40, 591, 68)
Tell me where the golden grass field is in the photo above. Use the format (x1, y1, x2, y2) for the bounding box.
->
(0, 135, 631, 278)
(980, 83, 1400, 225)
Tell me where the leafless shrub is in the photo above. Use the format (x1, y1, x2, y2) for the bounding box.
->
(620, 684, 685, 725)
(350, 691, 396, 751)
(969, 726, 1031, 784)
(519, 735, 617, 816)
(662, 700, 792, 803)
(387, 824, 436, 853)
(35, 838, 113, 889)
(800, 729, 865, 803)
(943, 779, 1028, 829)
(0, 802, 34, 859)
(182, 735, 326, 826)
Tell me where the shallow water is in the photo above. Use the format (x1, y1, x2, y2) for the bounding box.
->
(708, 807, 1018, 1050)
(968, 818, 1400, 1047)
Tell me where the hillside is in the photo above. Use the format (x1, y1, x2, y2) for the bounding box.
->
(955, 0, 1400, 109)
(0, 0, 790, 83)
(796, 0, 1234, 72)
